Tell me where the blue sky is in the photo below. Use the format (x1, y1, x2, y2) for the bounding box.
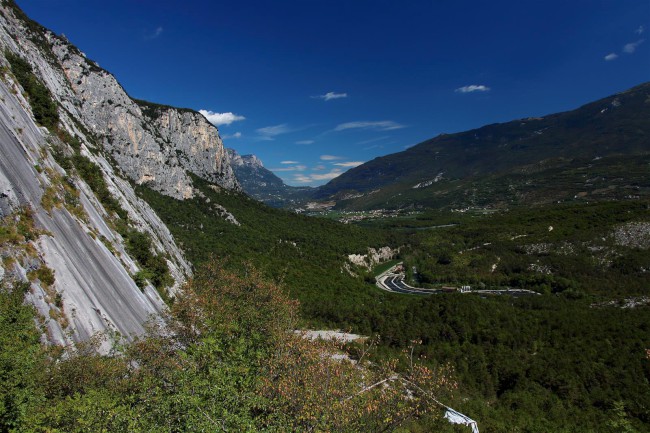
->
(17, 0, 650, 186)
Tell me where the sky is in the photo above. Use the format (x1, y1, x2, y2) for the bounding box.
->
(16, 0, 650, 186)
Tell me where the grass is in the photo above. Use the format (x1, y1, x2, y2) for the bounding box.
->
(372, 259, 401, 276)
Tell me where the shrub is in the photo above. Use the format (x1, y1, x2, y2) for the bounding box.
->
(5, 51, 59, 130)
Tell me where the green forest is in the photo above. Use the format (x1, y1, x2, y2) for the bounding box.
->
(2, 173, 649, 431)
(0, 264, 453, 432)
(136, 177, 650, 432)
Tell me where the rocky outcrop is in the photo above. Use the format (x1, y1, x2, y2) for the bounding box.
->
(0, 2, 197, 349)
(348, 247, 399, 270)
(227, 148, 284, 192)
(612, 222, 650, 249)
(0, 2, 238, 199)
(228, 149, 265, 171)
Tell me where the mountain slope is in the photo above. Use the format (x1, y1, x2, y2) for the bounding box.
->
(0, 67, 168, 350)
(314, 83, 650, 209)
(0, 1, 238, 200)
(0, 1, 205, 349)
(228, 148, 312, 207)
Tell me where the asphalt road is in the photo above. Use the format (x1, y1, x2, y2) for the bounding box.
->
(376, 264, 539, 297)
(380, 275, 449, 295)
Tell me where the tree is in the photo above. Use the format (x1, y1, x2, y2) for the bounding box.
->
(171, 259, 454, 431)
(10, 258, 454, 432)
(0, 283, 46, 431)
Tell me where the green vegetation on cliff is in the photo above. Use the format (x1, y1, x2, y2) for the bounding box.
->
(136, 175, 397, 325)
(5, 50, 59, 130)
(0, 263, 451, 432)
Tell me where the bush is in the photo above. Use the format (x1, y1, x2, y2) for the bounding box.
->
(123, 229, 171, 293)
(0, 283, 46, 431)
(34, 266, 55, 287)
(5, 51, 59, 130)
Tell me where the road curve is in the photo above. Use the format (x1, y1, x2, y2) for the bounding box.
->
(376, 264, 539, 297)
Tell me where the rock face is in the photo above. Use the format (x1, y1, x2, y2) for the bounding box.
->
(0, 2, 198, 349)
(0, 3, 238, 199)
(228, 149, 265, 172)
(348, 247, 399, 270)
(0, 74, 166, 351)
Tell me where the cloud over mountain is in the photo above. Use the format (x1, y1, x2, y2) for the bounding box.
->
(199, 110, 246, 126)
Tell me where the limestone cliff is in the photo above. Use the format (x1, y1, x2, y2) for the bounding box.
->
(0, 2, 238, 199)
(0, 2, 199, 350)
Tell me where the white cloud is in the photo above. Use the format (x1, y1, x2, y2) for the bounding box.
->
(333, 161, 365, 168)
(256, 124, 291, 140)
(636, 25, 645, 35)
(604, 53, 619, 61)
(222, 132, 242, 139)
(313, 164, 326, 171)
(455, 84, 491, 93)
(334, 121, 405, 132)
(296, 140, 314, 145)
(281, 160, 300, 164)
(199, 110, 246, 126)
(145, 26, 163, 40)
(293, 169, 343, 183)
(313, 91, 348, 101)
(623, 39, 645, 53)
(320, 155, 344, 161)
(272, 165, 307, 172)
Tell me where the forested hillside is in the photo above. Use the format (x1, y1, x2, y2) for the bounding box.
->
(136, 175, 398, 325)
(139, 173, 650, 431)
(311, 83, 650, 211)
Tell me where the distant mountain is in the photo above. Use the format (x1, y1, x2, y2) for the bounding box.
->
(227, 148, 312, 208)
(313, 83, 650, 210)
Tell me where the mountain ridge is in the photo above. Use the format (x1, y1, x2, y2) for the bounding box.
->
(311, 81, 650, 210)
(0, 0, 238, 199)
(0, 0, 220, 348)
(227, 147, 313, 207)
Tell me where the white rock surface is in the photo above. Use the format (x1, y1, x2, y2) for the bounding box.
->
(612, 222, 650, 249)
(0, 74, 171, 349)
(348, 246, 398, 270)
(0, 4, 197, 348)
(228, 149, 264, 170)
(0, 4, 238, 199)
(298, 330, 365, 342)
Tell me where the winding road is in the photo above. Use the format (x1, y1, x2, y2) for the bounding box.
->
(376, 264, 539, 297)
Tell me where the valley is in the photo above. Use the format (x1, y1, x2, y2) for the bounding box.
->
(138, 175, 650, 431)
(0, 1, 648, 432)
